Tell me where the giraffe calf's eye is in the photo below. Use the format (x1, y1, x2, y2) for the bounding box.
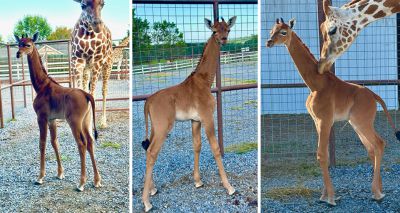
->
(280, 31, 287, 36)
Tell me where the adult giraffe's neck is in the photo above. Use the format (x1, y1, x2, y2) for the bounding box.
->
(192, 35, 220, 88)
(27, 47, 50, 93)
(345, 0, 400, 24)
(286, 32, 321, 91)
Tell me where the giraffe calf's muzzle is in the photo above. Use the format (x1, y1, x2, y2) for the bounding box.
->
(266, 40, 274, 48)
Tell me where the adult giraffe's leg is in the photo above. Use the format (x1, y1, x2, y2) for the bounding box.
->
(71, 57, 86, 89)
(315, 119, 336, 206)
(36, 117, 48, 185)
(192, 120, 203, 188)
(99, 60, 112, 128)
(201, 111, 235, 195)
(49, 120, 64, 180)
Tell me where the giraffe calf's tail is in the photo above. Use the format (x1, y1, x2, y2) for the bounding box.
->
(372, 91, 400, 142)
(142, 101, 150, 151)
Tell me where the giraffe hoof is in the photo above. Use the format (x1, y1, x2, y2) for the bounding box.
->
(35, 178, 44, 185)
(99, 118, 107, 129)
(195, 181, 204, 188)
(150, 188, 158, 196)
(57, 173, 65, 180)
(76, 185, 85, 192)
(144, 203, 153, 212)
(94, 182, 102, 188)
(372, 193, 385, 201)
(228, 187, 236, 195)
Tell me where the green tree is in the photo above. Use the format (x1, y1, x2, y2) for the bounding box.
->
(151, 20, 185, 47)
(132, 9, 151, 52)
(47, 27, 72, 41)
(0, 35, 3, 43)
(13, 15, 52, 41)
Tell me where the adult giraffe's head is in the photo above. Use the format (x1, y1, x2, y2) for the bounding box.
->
(15, 32, 39, 58)
(204, 16, 237, 45)
(74, 0, 105, 33)
(266, 18, 296, 48)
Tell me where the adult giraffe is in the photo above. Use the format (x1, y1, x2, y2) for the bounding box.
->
(141, 16, 237, 212)
(319, 0, 400, 73)
(71, 0, 113, 128)
(267, 18, 400, 206)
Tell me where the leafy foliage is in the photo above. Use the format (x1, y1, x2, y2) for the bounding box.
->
(132, 9, 151, 52)
(47, 27, 72, 41)
(13, 15, 52, 41)
(151, 20, 185, 47)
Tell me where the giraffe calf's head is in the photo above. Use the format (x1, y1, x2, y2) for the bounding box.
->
(266, 18, 296, 48)
(74, 0, 105, 33)
(15, 32, 39, 58)
(205, 16, 236, 45)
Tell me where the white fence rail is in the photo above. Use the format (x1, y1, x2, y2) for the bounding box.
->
(0, 58, 130, 80)
(132, 50, 257, 75)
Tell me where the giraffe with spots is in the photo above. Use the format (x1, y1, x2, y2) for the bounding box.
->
(112, 35, 129, 80)
(71, 0, 113, 128)
(319, 0, 400, 73)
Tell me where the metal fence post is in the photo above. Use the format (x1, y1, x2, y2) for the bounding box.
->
(213, 0, 224, 156)
(318, 0, 336, 167)
(0, 71, 3, 128)
(397, 14, 400, 109)
(7, 45, 15, 120)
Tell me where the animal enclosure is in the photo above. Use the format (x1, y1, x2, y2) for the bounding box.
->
(133, 0, 258, 153)
(0, 39, 130, 128)
(262, 0, 400, 167)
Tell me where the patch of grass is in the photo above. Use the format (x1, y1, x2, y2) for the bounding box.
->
(242, 79, 257, 84)
(265, 186, 319, 201)
(100, 141, 121, 149)
(299, 163, 321, 177)
(225, 142, 257, 154)
(336, 157, 369, 167)
(230, 106, 244, 111)
(244, 100, 257, 105)
(146, 72, 172, 79)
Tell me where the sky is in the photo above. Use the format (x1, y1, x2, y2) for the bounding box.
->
(0, 0, 130, 42)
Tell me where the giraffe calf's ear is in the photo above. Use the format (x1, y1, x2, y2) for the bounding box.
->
(227, 16, 237, 28)
(289, 18, 296, 29)
(204, 18, 213, 31)
(32, 32, 39, 42)
(14, 35, 20, 43)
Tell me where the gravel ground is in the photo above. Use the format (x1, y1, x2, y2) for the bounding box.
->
(262, 163, 400, 212)
(262, 112, 400, 212)
(0, 108, 129, 212)
(132, 62, 258, 212)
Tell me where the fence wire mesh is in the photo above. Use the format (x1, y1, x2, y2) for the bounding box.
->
(261, 0, 400, 168)
(132, 1, 258, 161)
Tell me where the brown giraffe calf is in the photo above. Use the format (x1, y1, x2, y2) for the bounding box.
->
(267, 18, 400, 206)
(15, 33, 101, 191)
(141, 16, 237, 212)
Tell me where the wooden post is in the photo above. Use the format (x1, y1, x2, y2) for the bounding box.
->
(7, 45, 15, 120)
(317, 0, 336, 167)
